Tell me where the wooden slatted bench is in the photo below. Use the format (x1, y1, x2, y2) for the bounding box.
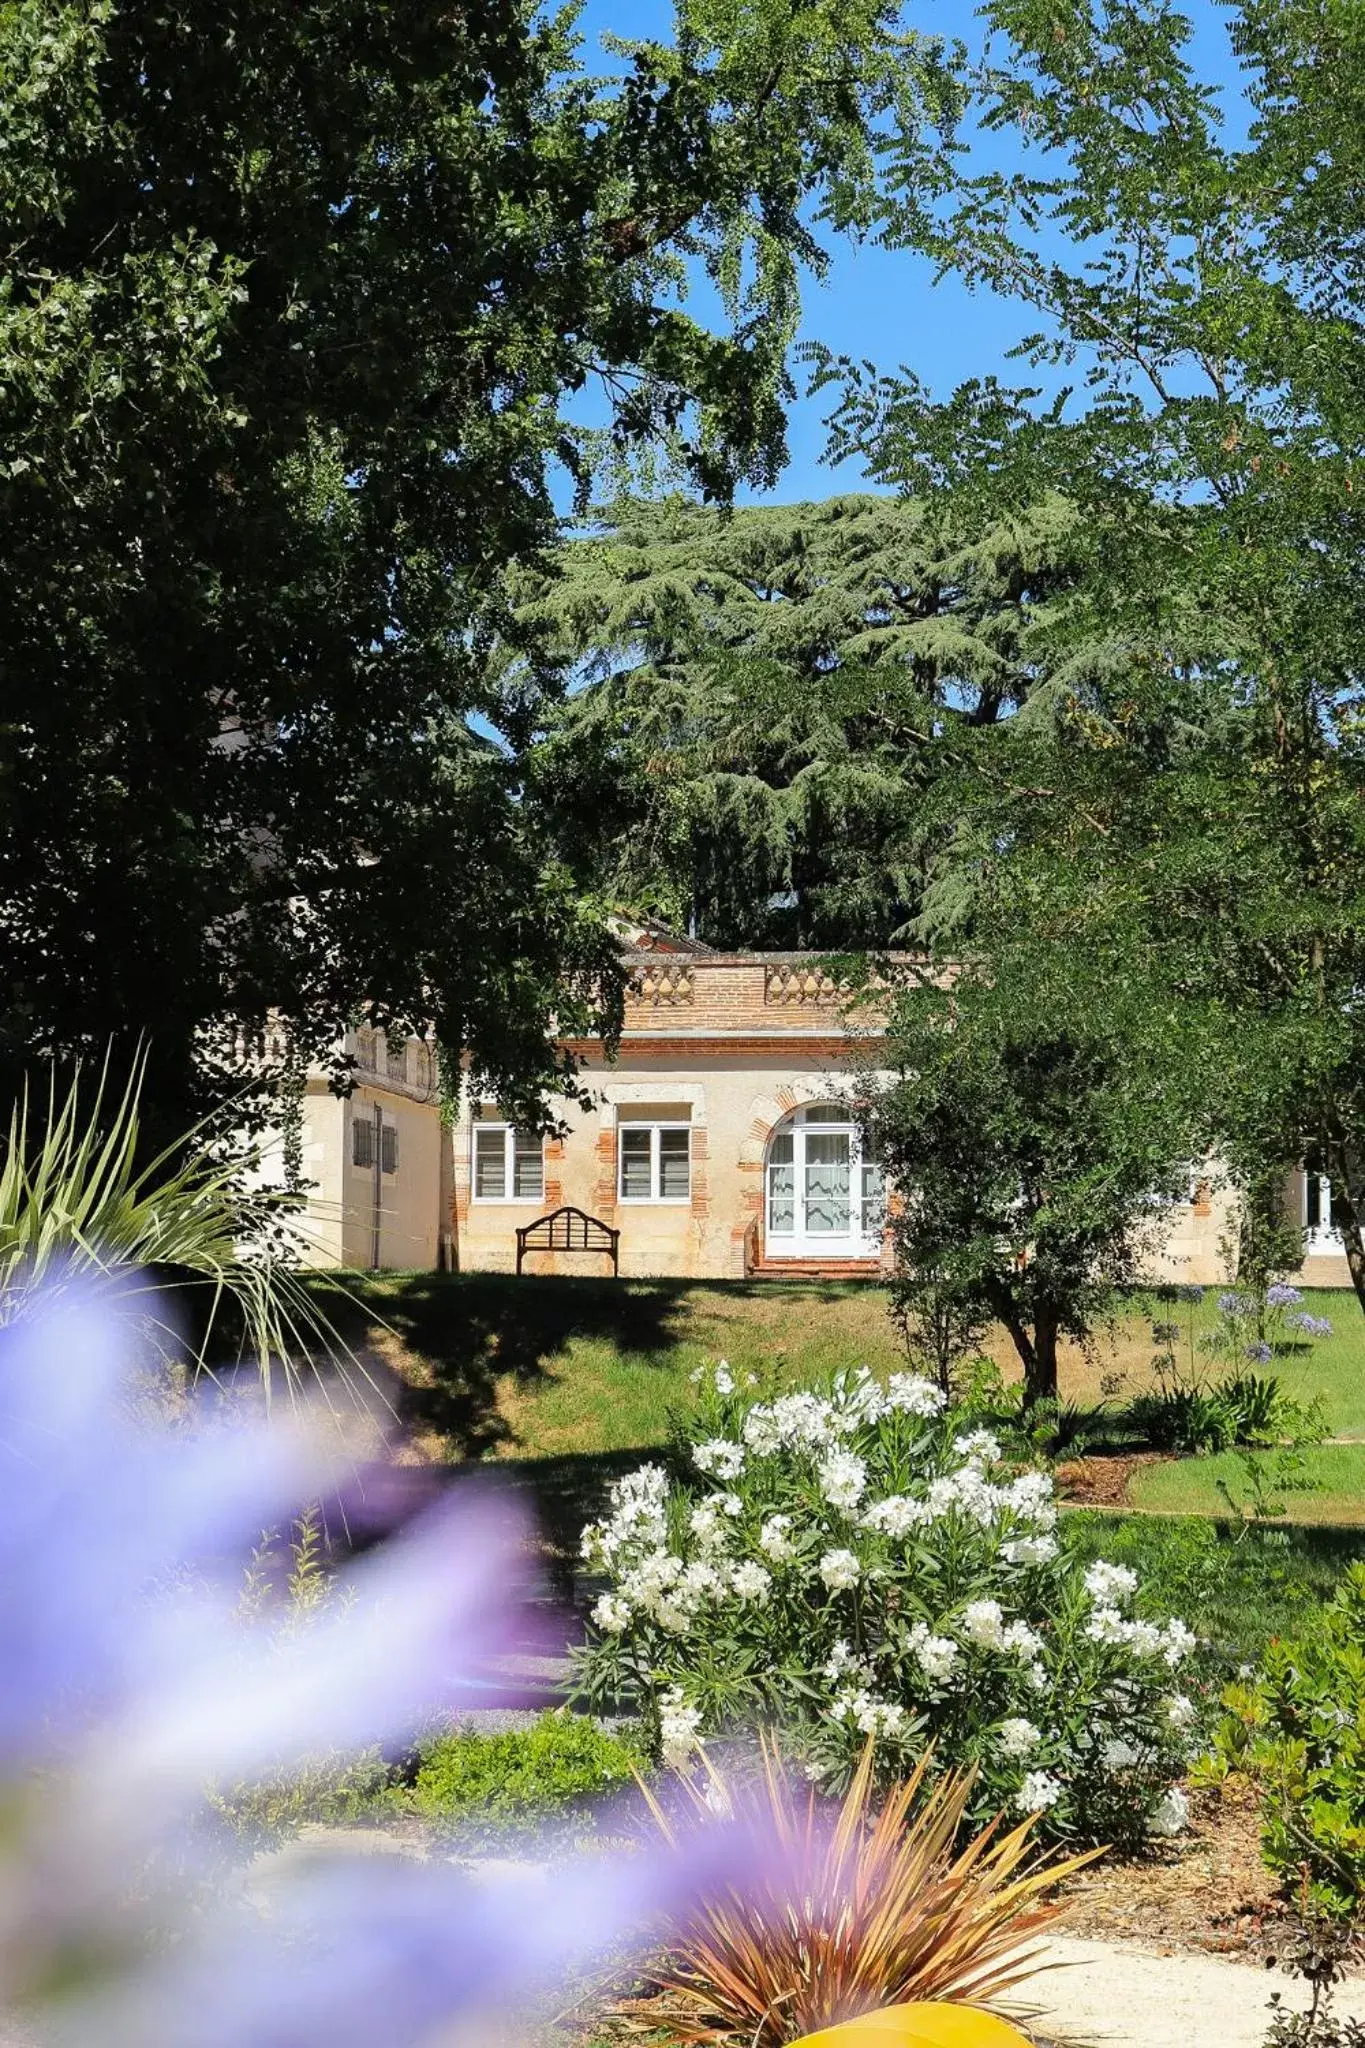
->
(515, 1205, 620, 1277)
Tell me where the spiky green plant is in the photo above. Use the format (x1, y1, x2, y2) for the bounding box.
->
(638, 1736, 1099, 2045)
(0, 1053, 359, 1397)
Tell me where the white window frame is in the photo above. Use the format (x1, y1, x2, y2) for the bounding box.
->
(1303, 1167, 1343, 1251)
(617, 1122, 692, 1204)
(764, 1103, 883, 1257)
(471, 1121, 544, 1204)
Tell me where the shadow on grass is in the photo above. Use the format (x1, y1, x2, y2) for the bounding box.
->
(309, 1268, 886, 1464)
(306, 1270, 692, 1461)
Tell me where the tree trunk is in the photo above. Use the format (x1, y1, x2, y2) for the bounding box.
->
(1323, 1131, 1365, 1322)
(1028, 1301, 1061, 1406)
(984, 1283, 1059, 1406)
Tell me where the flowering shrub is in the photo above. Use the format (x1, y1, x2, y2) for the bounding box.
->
(578, 1364, 1200, 1847)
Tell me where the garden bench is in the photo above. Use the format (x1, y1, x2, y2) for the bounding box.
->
(515, 1205, 620, 1276)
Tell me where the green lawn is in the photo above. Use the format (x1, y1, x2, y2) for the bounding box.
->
(1129, 1442, 1365, 1523)
(313, 1270, 1365, 1528)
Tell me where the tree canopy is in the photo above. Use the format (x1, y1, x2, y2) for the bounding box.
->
(810, 0, 1365, 1313)
(0, 0, 941, 1135)
(521, 490, 1082, 946)
(871, 949, 1213, 1404)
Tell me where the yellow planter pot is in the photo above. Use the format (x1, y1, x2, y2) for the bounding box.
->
(796, 2003, 1033, 2048)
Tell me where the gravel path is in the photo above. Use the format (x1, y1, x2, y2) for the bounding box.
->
(1016, 1935, 1365, 2047)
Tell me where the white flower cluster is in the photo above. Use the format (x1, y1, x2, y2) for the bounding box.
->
(580, 1365, 1197, 1844)
(659, 1686, 703, 1769)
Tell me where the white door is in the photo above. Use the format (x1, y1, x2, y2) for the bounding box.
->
(765, 1105, 883, 1258)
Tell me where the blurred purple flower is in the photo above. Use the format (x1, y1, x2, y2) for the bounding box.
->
(1289, 1311, 1334, 1339)
(0, 1288, 745, 2044)
(1217, 1291, 1254, 1318)
(1265, 1284, 1303, 1309)
(1243, 1341, 1273, 1365)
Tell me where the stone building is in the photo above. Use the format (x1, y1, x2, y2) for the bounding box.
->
(278, 941, 1352, 1288)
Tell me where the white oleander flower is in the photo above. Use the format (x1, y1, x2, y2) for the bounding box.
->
(680, 1559, 726, 1605)
(1084, 1561, 1138, 1606)
(824, 1638, 858, 1679)
(1003, 1471, 1057, 1523)
(1150, 1787, 1190, 1837)
(1002, 1619, 1043, 1662)
(862, 1494, 929, 1538)
(759, 1514, 796, 1563)
(692, 1438, 746, 1481)
(818, 1449, 868, 1512)
(1162, 1619, 1197, 1668)
(960, 1598, 1007, 1651)
(1017, 1770, 1063, 1814)
(953, 1428, 1002, 1465)
(717, 1491, 744, 1517)
(852, 1691, 907, 1739)
(1101, 1737, 1139, 1772)
(591, 1593, 632, 1636)
(731, 1560, 772, 1605)
(713, 1362, 735, 1396)
(688, 1504, 727, 1554)
(906, 1621, 959, 1683)
(998, 1717, 1041, 1758)
(1000, 1534, 1058, 1567)
(884, 1372, 947, 1418)
(743, 1393, 837, 1454)
(658, 1686, 704, 1770)
(818, 1548, 860, 1592)
(1165, 1693, 1197, 1731)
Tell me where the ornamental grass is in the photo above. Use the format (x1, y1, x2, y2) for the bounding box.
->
(636, 1733, 1099, 2046)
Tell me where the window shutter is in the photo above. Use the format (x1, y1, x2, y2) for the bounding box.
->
(381, 1123, 399, 1175)
(352, 1117, 374, 1169)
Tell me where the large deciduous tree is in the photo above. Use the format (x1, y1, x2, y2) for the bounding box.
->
(820, 0, 1365, 1318)
(0, 0, 940, 1138)
(519, 490, 1081, 946)
(870, 952, 1212, 1405)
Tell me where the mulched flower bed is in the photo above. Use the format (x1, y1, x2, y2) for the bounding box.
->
(1057, 1781, 1297, 1963)
(1054, 1452, 1173, 1509)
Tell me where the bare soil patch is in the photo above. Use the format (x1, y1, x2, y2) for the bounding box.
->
(1054, 1451, 1172, 1508)
(1057, 1783, 1294, 1963)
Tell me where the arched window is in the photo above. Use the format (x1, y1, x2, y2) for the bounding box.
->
(764, 1103, 883, 1258)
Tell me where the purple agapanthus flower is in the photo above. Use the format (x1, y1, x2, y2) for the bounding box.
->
(1265, 1283, 1303, 1309)
(1244, 1341, 1274, 1365)
(1217, 1291, 1255, 1318)
(1289, 1312, 1334, 1339)
(0, 1287, 748, 2045)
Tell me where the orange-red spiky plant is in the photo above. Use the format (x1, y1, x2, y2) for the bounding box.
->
(636, 1735, 1100, 2045)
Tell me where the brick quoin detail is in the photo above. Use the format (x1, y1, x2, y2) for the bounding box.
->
(593, 1127, 618, 1219)
(690, 1126, 709, 1221)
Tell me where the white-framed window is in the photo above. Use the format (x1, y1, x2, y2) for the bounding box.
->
(473, 1121, 544, 1203)
(1303, 1167, 1342, 1248)
(618, 1123, 691, 1203)
(765, 1103, 883, 1255)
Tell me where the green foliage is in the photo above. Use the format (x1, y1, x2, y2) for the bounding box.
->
(579, 1363, 1197, 1850)
(210, 1512, 393, 1845)
(411, 1713, 642, 1841)
(0, 1056, 355, 1383)
(815, 0, 1365, 1328)
(0, 0, 937, 1136)
(522, 491, 1083, 947)
(1204, 1565, 1365, 1919)
(872, 953, 1213, 1402)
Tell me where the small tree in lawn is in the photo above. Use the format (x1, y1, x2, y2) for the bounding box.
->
(870, 955, 1212, 1406)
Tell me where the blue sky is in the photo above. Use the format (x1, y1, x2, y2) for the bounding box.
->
(576, 1, 1247, 503)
